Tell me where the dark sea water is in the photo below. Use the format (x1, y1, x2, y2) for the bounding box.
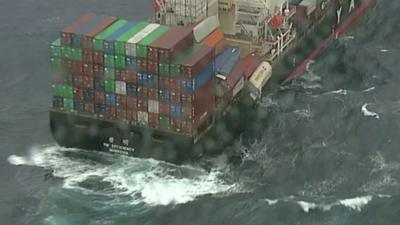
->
(2, 0, 400, 224)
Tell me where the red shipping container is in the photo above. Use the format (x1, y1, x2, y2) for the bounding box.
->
(182, 46, 214, 78)
(116, 95, 127, 110)
(93, 51, 104, 65)
(61, 13, 96, 46)
(95, 91, 105, 104)
(149, 27, 194, 62)
(127, 96, 137, 110)
(120, 70, 127, 82)
(126, 70, 137, 83)
(105, 107, 116, 119)
(84, 103, 94, 114)
(83, 16, 118, 50)
(94, 65, 105, 79)
(127, 110, 138, 123)
(181, 93, 194, 104)
(147, 60, 159, 74)
(83, 50, 93, 64)
(115, 69, 122, 81)
(226, 60, 245, 89)
(159, 77, 170, 89)
(169, 77, 181, 92)
(137, 99, 148, 111)
(83, 77, 94, 89)
(116, 109, 127, 120)
(148, 113, 160, 128)
(148, 88, 159, 100)
(83, 63, 94, 77)
(138, 87, 149, 98)
(181, 120, 193, 134)
(170, 91, 180, 102)
(73, 88, 84, 101)
(159, 101, 170, 116)
(73, 76, 84, 89)
(72, 61, 84, 76)
(170, 118, 182, 131)
(242, 52, 261, 79)
(137, 59, 148, 72)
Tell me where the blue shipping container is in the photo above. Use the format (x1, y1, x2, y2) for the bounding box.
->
(74, 101, 85, 113)
(105, 94, 116, 106)
(72, 15, 107, 48)
(126, 57, 137, 70)
(126, 84, 137, 96)
(83, 89, 95, 102)
(170, 103, 182, 118)
(104, 22, 137, 55)
(94, 78, 105, 91)
(159, 90, 170, 101)
(214, 47, 240, 76)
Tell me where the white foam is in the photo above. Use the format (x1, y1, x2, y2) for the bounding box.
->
(8, 145, 240, 206)
(339, 196, 373, 212)
(297, 201, 318, 213)
(361, 103, 380, 119)
(264, 199, 279, 205)
(380, 49, 389, 53)
(362, 87, 376, 92)
(330, 89, 348, 95)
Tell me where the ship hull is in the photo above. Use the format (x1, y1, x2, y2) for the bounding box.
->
(50, 0, 372, 163)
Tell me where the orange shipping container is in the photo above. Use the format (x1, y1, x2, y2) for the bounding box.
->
(201, 28, 224, 48)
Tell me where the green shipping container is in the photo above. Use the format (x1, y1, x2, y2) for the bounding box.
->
(104, 54, 115, 68)
(114, 55, 125, 69)
(63, 98, 74, 111)
(170, 44, 202, 75)
(93, 19, 128, 51)
(159, 116, 170, 130)
(114, 22, 149, 55)
(71, 48, 83, 61)
(158, 62, 170, 76)
(61, 85, 74, 98)
(136, 26, 169, 58)
(60, 46, 72, 59)
(105, 80, 115, 93)
(50, 39, 61, 58)
(105, 67, 115, 80)
(52, 84, 62, 97)
(50, 57, 63, 71)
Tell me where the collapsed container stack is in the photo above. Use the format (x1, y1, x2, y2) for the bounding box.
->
(50, 13, 216, 137)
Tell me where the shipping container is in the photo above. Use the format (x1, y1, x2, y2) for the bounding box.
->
(50, 39, 62, 58)
(127, 96, 137, 109)
(148, 113, 160, 128)
(242, 52, 261, 79)
(201, 28, 224, 48)
(182, 45, 214, 78)
(249, 61, 272, 93)
(61, 13, 96, 46)
(126, 23, 160, 57)
(115, 22, 149, 55)
(92, 19, 128, 51)
(71, 15, 107, 48)
(181, 62, 215, 93)
(83, 16, 118, 49)
(138, 111, 149, 126)
(169, 44, 202, 76)
(193, 15, 220, 42)
(148, 100, 159, 114)
(103, 22, 138, 55)
(148, 27, 194, 62)
(215, 47, 240, 77)
(136, 25, 170, 59)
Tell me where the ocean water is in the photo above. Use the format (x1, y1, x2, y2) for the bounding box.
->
(2, 0, 400, 224)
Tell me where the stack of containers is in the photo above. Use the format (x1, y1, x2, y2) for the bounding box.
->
(51, 14, 218, 137)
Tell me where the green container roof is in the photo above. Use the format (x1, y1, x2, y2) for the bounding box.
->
(172, 44, 203, 65)
(138, 25, 170, 46)
(116, 22, 149, 42)
(95, 19, 128, 40)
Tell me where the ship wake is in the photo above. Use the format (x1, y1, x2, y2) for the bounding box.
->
(8, 145, 240, 206)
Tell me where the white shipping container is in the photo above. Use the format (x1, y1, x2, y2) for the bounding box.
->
(126, 23, 160, 57)
(138, 111, 149, 126)
(193, 16, 220, 42)
(249, 61, 272, 92)
(115, 81, 127, 95)
(148, 100, 159, 114)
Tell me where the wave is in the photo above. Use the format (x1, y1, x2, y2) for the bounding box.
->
(8, 145, 241, 206)
(361, 103, 380, 119)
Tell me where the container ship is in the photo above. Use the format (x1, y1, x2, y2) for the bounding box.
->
(49, 0, 374, 162)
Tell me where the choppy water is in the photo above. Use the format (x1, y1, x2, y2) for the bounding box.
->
(2, 0, 400, 224)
